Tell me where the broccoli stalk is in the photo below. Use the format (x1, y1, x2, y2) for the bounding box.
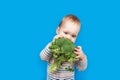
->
(49, 38, 77, 73)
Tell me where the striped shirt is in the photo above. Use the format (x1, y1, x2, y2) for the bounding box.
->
(40, 43, 87, 80)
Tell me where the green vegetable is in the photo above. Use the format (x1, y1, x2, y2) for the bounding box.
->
(49, 38, 77, 73)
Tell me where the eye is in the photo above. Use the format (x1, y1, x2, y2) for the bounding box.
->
(72, 35, 76, 38)
(64, 32, 68, 34)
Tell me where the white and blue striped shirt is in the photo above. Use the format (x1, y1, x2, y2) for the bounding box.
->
(40, 43, 87, 80)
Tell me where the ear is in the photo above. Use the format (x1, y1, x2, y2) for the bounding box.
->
(56, 27, 60, 34)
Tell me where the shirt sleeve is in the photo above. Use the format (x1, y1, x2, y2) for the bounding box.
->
(75, 49, 88, 71)
(40, 43, 52, 61)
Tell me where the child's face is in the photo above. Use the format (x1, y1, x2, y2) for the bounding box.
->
(57, 21, 80, 43)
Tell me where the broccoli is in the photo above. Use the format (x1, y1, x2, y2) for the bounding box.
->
(49, 38, 77, 73)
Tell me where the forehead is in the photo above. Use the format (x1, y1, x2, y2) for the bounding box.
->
(61, 21, 80, 34)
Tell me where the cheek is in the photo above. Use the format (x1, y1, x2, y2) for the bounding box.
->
(61, 33, 65, 36)
(58, 31, 64, 35)
(58, 32, 66, 38)
(72, 40, 75, 43)
(72, 38, 76, 43)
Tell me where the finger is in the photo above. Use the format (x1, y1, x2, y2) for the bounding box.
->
(76, 55, 81, 58)
(54, 34, 63, 39)
(74, 48, 81, 52)
(74, 51, 81, 55)
(76, 56, 83, 60)
(58, 34, 63, 38)
(76, 46, 82, 50)
(56, 34, 63, 38)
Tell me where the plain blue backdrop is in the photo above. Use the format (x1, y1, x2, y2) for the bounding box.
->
(0, 0, 120, 80)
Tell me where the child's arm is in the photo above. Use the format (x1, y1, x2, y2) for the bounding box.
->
(40, 43, 52, 61)
(40, 35, 62, 61)
(74, 46, 88, 71)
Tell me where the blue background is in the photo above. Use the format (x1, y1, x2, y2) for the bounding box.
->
(0, 0, 120, 80)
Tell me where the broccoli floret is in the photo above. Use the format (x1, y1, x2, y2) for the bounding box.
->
(49, 38, 77, 73)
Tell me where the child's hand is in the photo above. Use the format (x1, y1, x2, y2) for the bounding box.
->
(52, 34, 63, 42)
(74, 46, 86, 61)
